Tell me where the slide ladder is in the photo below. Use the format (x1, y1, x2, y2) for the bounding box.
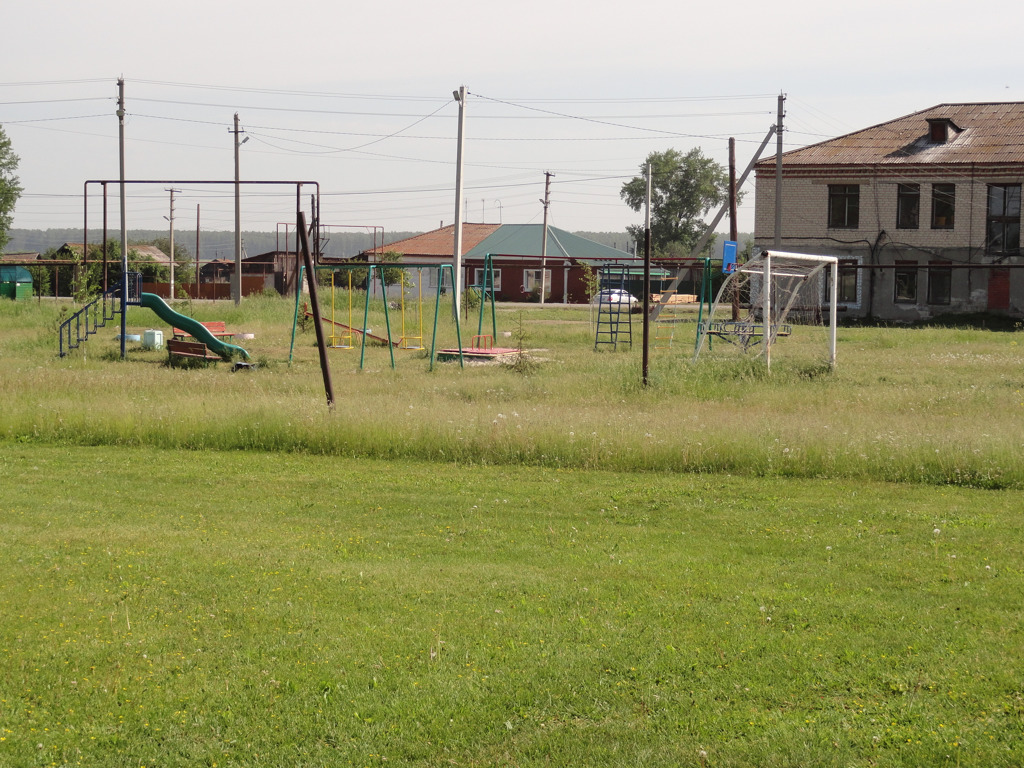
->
(59, 273, 142, 357)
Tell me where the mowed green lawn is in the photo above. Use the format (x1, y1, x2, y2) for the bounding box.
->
(2, 445, 1022, 767)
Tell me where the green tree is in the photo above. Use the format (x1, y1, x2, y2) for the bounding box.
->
(0, 125, 23, 253)
(379, 251, 408, 289)
(149, 236, 193, 277)
(127, 248, 169, 282)
(620, 148, 730, 258)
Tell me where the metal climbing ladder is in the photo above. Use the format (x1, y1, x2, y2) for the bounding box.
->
(58, 272, 142, 357)
(594, 264, 633, 350)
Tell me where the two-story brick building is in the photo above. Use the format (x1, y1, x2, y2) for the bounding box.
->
(754, 103, 1024, 321)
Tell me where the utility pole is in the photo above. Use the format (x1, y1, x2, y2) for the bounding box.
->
(539, 171, 553, 305)
(452, 86, 466, 319)
(231, 113, 245, 305)
(117, 78, 128, 360)
(774, 92, 785, 249)
(729, 138, 740, 321)
(165, 188, 180, 299)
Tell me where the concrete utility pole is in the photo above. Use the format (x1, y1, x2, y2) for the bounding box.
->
(231, 113, 246, 305)
(165, 188, 180, 298)
(539, 171, 553, 305)
(774, 93, 785, 249)
(117, 78, 128, 360)
(452, 86, 466, 319)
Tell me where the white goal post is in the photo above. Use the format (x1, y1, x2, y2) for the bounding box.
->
(694, 250, 838, 369)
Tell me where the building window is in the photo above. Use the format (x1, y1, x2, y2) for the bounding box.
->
(837, 260, 858, 304)
(986, 184, 1021, 255)
(473, 267, 501, 292)
(927, 261, 952, 305)
(896, 183, 920, 229)
(828, 184, 859, 229)
(931, 184, 955, 229)
(524, 269, 551, 293)
(894, 261, 918, 304)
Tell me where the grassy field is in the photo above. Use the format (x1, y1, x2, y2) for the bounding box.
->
(1, 295, 1023, 766)
(3, 295, 1023, 487)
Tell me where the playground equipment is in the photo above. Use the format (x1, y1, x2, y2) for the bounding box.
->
(58, 275, 135, 358)
(649, 258, 712, 353)
(694, 250, 838, 370)
(328, 271, 355, 349)
(290, 262, 465, 370)
(140, 294, 250, 361)
(57, 273, 250, 361)
(594, 264, 634, 350)
(397, 267, 425, 350)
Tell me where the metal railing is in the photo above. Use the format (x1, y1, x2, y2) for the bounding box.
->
(58, 273, 141, 357)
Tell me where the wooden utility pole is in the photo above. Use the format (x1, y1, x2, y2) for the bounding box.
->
(539, 171, 553, 305)
(729, 138, 740, 321)
(298, 210, 335, 410)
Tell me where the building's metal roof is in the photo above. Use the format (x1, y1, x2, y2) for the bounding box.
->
(364, 223, 631, 264)
(365, 223, 501, 258)
(758, 103, 1024, 170)
(56, 242, 172, 263)
(464, 224, 631, 264)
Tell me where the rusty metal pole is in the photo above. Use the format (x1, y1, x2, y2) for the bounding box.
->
(102, 183, 108, 293)
(298, 211, 335, 410)
(195, 204, 201, 298)
(642, 163, 651, 387)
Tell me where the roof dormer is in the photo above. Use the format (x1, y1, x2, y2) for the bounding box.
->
(926, 117, 961, 144)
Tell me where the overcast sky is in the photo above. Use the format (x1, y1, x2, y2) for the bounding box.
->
(4, 0, 1023, 246)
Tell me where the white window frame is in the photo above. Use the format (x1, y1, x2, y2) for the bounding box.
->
(474, 267, 500, 292)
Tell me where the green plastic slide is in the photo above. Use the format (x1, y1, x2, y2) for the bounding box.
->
(139, 293, 250, 361)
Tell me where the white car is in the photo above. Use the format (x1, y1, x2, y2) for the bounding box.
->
(592, 289, 640, 311)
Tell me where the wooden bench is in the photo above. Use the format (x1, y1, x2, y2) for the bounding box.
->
(172, 321, 234, 340)
(167, 338, 221, 364)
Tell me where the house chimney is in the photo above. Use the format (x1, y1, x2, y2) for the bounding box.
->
(927, 117, 960, 144)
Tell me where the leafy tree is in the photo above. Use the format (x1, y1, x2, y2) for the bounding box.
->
(379, 251, 408, 289)
(127, 248, 169, 282)
(620, 148, 731, 258)
(27, 263, 50, 302)
(578, 262, 600, 302)
(0, 125, 23, 253)
(149, 236, 193, 276)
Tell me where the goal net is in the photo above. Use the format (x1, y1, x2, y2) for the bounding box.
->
(694, 250, 838, 369)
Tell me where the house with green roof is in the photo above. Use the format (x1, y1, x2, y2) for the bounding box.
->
(362, 223, 665, 303)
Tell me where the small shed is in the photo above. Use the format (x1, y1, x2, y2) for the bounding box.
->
(0, 265, 32, 300)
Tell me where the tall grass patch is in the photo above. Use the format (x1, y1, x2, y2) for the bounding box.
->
(2, 297, 1024, 487)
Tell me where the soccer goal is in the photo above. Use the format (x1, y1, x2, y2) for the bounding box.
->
(694, 250, 838, 369)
